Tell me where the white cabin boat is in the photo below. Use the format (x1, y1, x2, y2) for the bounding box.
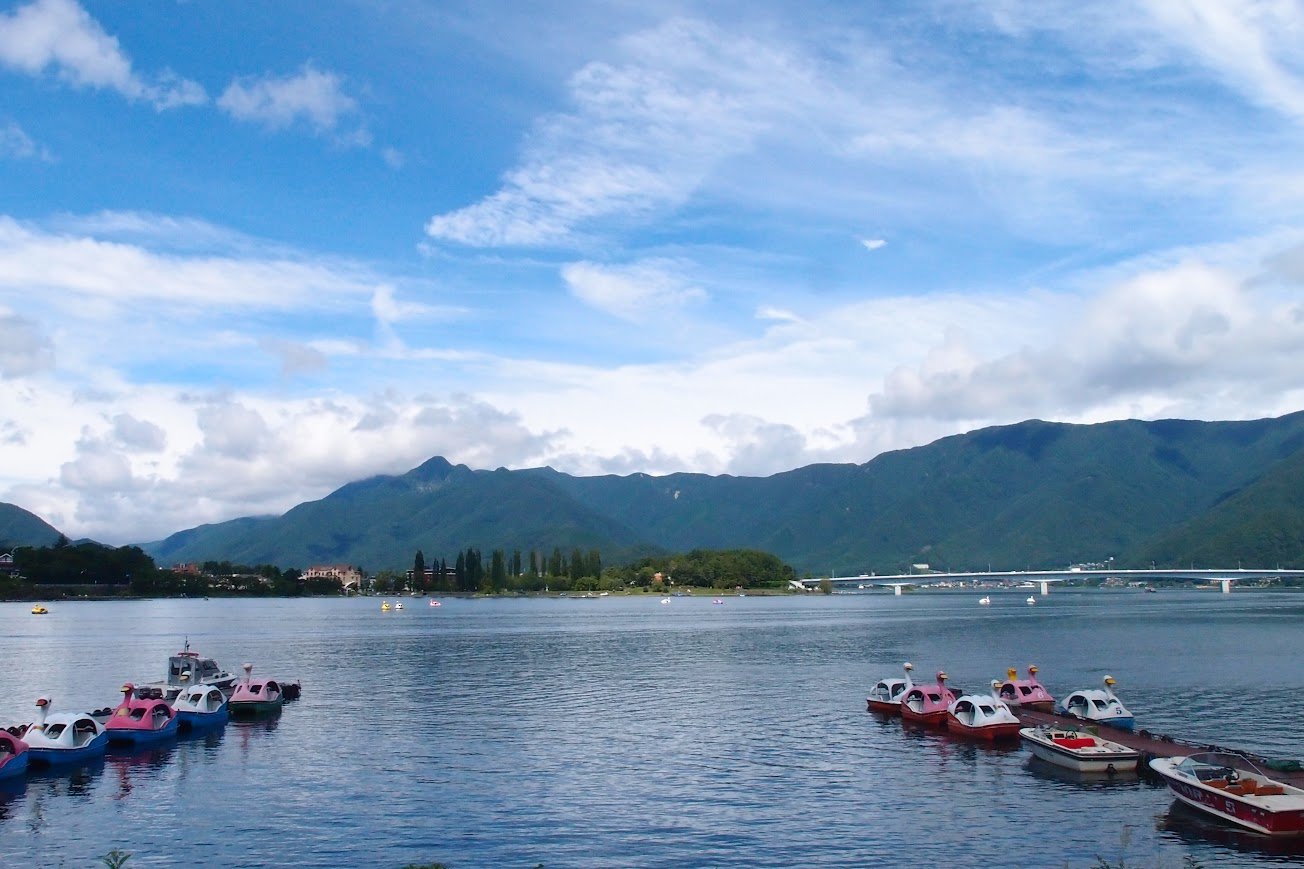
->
(1020, 725, 1139, 773)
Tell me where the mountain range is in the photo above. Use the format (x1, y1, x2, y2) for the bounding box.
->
(6, 412, 1304, 574)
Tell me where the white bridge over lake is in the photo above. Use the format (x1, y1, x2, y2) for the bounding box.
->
(795, 568, 1304, 595)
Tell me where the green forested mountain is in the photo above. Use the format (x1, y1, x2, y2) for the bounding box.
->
(0, 503, 63, 549)
(137, 412, 1304, 573)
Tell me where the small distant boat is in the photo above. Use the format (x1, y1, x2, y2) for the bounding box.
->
(995, 665, 1055, 712)
(1026, 596, 1036, 605)
(1055, 675, 1134, 730)
(429, 599, 441, 607)
(31, 604, 48, 615)
(228, 664, 286, 716)
(900, 669, 957, 726)
(172, 684, 229, 731)
(711, 598, 724, 605)
(1020, 725, 1139, 773)
(1150, 752, 1304, 836)
(946, 683, 1022, 741)
(1144, 586, 1157, 593)
(381, 601, 392, 612)
(978, 596, 991, 606)
(395, 601, 404, 610)
(22, 698, 109, 766)
(866, 662, 913, 715)
(0, 729, 28, 781)
(660, 598, 671, 604)
(104, 684, 180, 745)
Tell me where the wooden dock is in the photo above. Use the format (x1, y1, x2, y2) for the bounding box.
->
(1016, 708, 1304, 787)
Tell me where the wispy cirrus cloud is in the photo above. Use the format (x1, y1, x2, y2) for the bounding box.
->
(0, 0, 205, 109)
(0, 120, 51, 160)
(562, 259, 705, 321)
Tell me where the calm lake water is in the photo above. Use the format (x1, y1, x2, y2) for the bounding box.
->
(2, 590, 1302, 867)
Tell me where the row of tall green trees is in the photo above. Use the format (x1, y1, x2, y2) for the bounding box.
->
(381, 546, 793, 594)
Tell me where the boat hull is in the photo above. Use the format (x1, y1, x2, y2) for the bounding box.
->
(28, 732, 109, 766)
(900, 706, 948, 726)
(229, 698, 283, 717)
(0, 752, 27, 781)
(947, 718, 1022, 741)
(106, 716, 179, 745)
(1150, 758, 1304, 837)
(176, 707, 229, 731)
(866, 699, 901, 715)
(1020, 729, 1138, 773)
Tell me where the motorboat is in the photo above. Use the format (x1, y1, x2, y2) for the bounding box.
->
(31, 604, 48, 615)
(0, 729, 29, 781)
(228, 664, 286, 716)
(900, 669, 957, 726)
(866, 662, 913, 715)
(104, 684, 180, 745)
(172, 684, 229, 731)
(1054, 676, 1134, 730)
(158, 640, 238, 696)
(995, 665, 1055, 712)
(21, 698, 109, 766)
(1149, 752, 1304, 836)
(945, 683, 1022, 740)
(1020, 725, 1139, 773)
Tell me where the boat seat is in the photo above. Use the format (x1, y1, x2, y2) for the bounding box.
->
(1256, 785, 1285, 796)
(1239, 779, 1259, 793)
(1206, 779, 1228, 789)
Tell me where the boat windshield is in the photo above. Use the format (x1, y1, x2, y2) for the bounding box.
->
(45, 723, 67, 739)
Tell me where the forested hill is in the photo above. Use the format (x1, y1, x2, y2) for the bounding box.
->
(0, 503, 63, 549)
(135, 411, 1304, 574)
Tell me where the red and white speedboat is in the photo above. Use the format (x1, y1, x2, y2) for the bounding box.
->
(946, 683, 1022, 740)
(995, 665, 1055, 712)
(866, 662, 914, 715)
(1150, 752, 1304, 837)
(899, 670, 956, 726)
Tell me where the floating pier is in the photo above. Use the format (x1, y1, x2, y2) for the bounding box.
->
(1016, 708, 1304, 786)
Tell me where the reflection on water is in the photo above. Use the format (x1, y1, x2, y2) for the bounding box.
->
(0, 591, 1301, 866)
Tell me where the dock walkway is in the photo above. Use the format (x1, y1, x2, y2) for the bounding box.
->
(1017, 708, 1304, 787)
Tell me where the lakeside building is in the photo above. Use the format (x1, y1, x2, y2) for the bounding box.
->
(303, 564, 363, 590)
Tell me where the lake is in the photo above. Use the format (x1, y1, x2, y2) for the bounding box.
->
(2, 590, 1302, 867)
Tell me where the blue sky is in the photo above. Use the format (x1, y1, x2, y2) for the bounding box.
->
(3, 0, 1304, 545)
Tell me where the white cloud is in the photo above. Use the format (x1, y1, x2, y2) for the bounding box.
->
(426, 18, 793, 246)
(0, 311, 54, 377)
(561, 259, 705, 321)
(0, 0, 205, 109)
(861, 238, 887, 251)
(0, 120, 51, 160)
(218, 63, 359, 133)
(111, 413, 165, 452)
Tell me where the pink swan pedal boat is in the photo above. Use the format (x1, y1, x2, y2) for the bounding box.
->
(1150, 752, 1304, 837)
(104, 684, 180, 745)
(995, 665, 1055, 712)
(0, 729, 29, 781)
(899, 670, 958, 726)
(228, 664, 287, 716)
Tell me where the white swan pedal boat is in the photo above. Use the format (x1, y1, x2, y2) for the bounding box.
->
(1149, 752, 1304, 836)
(22, 698, 109, 766)
(1019, 725, 1139, 773)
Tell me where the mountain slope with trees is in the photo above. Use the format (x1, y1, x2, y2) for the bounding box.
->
(132, 411, 1304, 573)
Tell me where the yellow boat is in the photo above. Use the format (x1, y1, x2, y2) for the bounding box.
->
(31, 604, 49, 615)
(381, 601, 392, 612)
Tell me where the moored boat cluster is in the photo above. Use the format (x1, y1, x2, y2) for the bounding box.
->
(0, 642, 300, 783)
(867, 662, 1304, 837)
